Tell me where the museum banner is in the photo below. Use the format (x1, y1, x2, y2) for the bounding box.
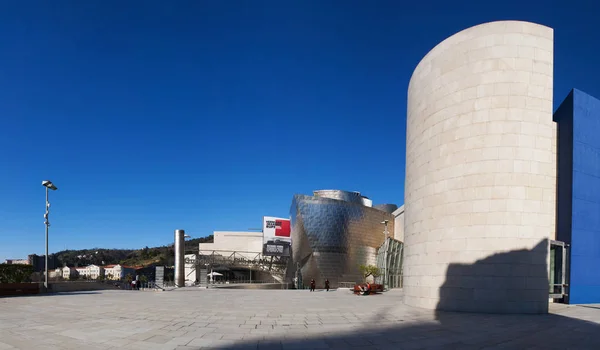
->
(262, 216, 291, 256)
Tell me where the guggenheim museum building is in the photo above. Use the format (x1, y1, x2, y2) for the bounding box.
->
(196, 20, 600, 315)
(288, 190, 403, 290)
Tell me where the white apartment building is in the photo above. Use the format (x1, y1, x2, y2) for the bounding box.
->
(52, 265, 104, 279)
(104, 264, 135, 280)
(51, 266, 77, 279)
(74, 266, 88, 278)
(86, 265, 104, 279)
(63, 267, 77, 279)
(50, 264, 137, 280)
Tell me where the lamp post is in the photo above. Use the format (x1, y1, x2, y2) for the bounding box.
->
(381, 220, 389, 238)
(183, 234, 191, 285)
(42, 180, 58, 290)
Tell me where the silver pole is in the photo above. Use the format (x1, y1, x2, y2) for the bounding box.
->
(44, 187, 49, 290)
(174, 230, 185, 287)
(175, 230, 185, 287)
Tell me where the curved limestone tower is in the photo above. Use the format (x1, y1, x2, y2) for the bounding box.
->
(404, 21, 556, 313)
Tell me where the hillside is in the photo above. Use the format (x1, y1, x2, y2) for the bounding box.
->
(53, 235, 214, 268)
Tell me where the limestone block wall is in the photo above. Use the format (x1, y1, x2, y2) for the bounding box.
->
(403, 21, 556, 313)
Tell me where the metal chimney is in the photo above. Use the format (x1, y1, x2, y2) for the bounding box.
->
(174, 229, 185, 287)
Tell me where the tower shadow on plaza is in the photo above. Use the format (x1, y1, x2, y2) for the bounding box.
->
(216, 239, 600, 349)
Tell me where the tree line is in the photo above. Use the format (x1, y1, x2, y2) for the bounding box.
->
(51, 235, 214, 268)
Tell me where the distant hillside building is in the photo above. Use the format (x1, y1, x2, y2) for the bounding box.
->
(3, 259, 29, 265)
(28, 254, 59, 272)
(103, 264, 136, 280)
(51, 264, 138, 280)
(51, 266, 77, 279)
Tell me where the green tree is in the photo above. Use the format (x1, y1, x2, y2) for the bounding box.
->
(0, 265, 34, 283)
(125, 274, 133, 283)
(141, 246, 150, 259)
(359, 265, 380, 282)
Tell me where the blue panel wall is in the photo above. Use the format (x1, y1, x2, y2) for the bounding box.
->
(555, 89, 600, 304)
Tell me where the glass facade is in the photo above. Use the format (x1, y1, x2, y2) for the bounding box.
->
(287, 190, 396, 288)
(375, 237, 404, 289)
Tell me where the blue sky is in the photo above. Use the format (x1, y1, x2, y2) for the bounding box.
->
(1, 1, 599, 260)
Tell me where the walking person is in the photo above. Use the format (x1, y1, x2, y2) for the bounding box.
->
(310, 279, 316, 292)
(325, 279, 330, 292)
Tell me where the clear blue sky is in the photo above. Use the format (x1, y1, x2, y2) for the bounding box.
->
(1, 1, 599, 260)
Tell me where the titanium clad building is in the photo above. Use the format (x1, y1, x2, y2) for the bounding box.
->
(288, 190, 396, 288)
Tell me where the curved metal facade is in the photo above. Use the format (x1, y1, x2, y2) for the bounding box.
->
(313, 189, 373, 207)
(288, 191, 395, 288)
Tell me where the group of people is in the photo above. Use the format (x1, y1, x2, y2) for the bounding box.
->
(308, 278, 330, 292)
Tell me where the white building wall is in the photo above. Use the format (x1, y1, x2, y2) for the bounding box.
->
(392, 205, 405, 242)
(104, 265, 131, 280)
(87, 265, 104, 279)
(199, 231, 263, 260)
(62, 267, 75, 279)
(403, 21, 556, 313)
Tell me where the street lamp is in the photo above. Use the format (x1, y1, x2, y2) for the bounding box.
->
(183, 234, 192, 286)
(381, 220, 389, 238)
(42, 180, 58, 290)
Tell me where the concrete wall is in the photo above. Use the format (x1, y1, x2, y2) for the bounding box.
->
(555, 89, 600, 304)
(199, 231, 262, 260)
(392, 205, 405, 242)
(404, 21, 556, 313)
(48, 282, 118, 293)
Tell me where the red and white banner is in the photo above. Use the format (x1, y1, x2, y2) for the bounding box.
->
(263, 216, 291, 256)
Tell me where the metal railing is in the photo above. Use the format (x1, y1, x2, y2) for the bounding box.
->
(188, 250, 289, 274)
(338, 282, 356, 289)
(206, 279, 279, 285)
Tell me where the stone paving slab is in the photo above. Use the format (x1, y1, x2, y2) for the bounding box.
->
(2, 289, 600, 349)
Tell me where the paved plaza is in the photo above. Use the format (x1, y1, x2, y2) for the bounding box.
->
(2, 288, 600, 349)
